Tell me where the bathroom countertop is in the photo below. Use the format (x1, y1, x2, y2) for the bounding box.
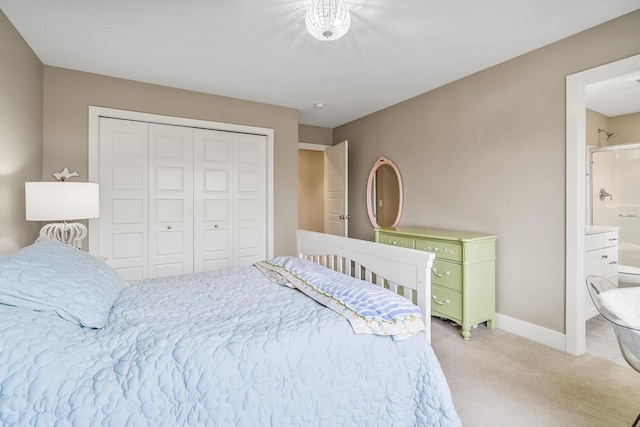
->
(586, 225, 620, 235)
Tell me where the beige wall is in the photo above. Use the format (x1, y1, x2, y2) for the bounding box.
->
(334, 10, 640, 334)
(298, 150, 324, 232)
(42, 67, 299, 256)
(610, 111, 640, 146)
(0, 10, 43, 254)
(586, 109, 611, 147)
(587, 109, 640, 147)
(299, 124, 332, 146)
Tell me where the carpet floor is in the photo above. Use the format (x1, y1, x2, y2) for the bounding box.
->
(430, 319, 640, 427)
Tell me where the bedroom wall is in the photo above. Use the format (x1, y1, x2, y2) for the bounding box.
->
(334, 10, 640, 335)
(0, 10, 43, 254)
(42, 67, 299, 256)
(299, 124, 332, 146)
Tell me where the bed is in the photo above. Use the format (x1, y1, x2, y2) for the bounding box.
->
(0, 230, 460, 426)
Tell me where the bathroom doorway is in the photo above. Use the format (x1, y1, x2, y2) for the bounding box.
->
(566, 53, 640, 355)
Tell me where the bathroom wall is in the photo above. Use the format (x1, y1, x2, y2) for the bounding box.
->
(609, 112, 640, 146)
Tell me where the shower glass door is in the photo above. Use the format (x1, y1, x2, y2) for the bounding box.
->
(590, 143, 640, 269)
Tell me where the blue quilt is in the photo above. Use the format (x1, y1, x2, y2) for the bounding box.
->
(0, 265, 460, 426)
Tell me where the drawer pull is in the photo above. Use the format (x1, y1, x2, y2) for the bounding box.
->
(432, 268, 450, 278)
(609, 238, 618, 241)
(602, 254, 608, 259)
(422, 245, 458, 256)
(433, 296, 450, 305)
(610, 261, 618, 265)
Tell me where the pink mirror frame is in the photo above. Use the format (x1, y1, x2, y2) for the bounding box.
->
(366, 156, 403, 229)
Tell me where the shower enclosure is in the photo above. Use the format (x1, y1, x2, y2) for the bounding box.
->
(588, 143, 640, 280)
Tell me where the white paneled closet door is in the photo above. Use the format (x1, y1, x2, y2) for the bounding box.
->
(98, 116, 268, 280)
(193, 130, 267, 271)
(148, 124, 194, 278)
(233, 133, 267, 266)
(193, 129, 233, 271)
(99, 118, 149, 281)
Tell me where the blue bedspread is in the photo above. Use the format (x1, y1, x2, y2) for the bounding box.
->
(0, 265, 460, 426)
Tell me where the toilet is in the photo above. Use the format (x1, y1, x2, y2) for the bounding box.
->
(618, 264, 640, 287)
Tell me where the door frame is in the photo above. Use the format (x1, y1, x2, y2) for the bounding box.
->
(87, 106, 275, 260)
(565, 53, 640, 355)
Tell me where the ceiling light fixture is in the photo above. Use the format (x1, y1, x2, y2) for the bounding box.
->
(305, 0, 351, 42)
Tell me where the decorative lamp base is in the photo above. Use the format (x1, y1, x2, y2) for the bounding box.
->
(39, 222, 87, 249)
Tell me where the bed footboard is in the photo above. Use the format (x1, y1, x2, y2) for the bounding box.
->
(296, 230, 435, 341)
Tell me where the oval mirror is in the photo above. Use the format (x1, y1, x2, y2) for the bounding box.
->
(366, 156, 403, 229)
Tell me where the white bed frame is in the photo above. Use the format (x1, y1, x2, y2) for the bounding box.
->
(296, 230, 435, 341)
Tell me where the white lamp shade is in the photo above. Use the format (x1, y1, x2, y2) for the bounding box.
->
(25, 182, 100, 221)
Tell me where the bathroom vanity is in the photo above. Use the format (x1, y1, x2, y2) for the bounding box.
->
(585, 226, 619, 318)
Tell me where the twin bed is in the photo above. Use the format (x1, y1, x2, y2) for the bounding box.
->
(0, 230, 460, 426)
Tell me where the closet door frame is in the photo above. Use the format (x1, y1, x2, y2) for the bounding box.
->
(87, 106, 274, 261)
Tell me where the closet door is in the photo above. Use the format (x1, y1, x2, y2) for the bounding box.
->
(233, 133, 267, 266)
(148, 124, 194, 278)
(98, 116, 268, 279)
(99, 118, 149, 281)
(193, 130, 267, 271)
(193, 129, 234, 271)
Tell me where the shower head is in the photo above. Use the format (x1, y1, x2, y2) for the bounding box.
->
(598, 128, 619, 141)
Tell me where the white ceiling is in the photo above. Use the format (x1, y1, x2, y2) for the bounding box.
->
(1, 1, 639, 127)
(586, 72, 640, 117)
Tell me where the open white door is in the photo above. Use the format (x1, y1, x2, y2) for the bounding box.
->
(324, 141, 348, 236)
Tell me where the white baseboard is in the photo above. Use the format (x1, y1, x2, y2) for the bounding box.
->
(495, 313, 566, 352)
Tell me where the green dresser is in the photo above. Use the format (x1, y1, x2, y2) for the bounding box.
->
(375, 227, 496, 340)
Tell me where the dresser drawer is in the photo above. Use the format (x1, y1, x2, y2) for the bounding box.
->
(377, 234, 415, 249)
(415, 238, 462, 262)
(431, 259, 462, 292)
(431, 285, 462, 321)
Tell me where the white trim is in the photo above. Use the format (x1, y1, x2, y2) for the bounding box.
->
(565, 54, 640, 355)
(298, 142, 329, 151)
(495, 313, 566, 352)
(88, 105, 275, 260)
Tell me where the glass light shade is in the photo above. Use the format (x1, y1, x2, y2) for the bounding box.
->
(25, 182, 100, 221)
(305, 0, 351, 41)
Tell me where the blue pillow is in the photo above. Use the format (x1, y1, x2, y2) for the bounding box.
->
(0, 237, 126, 328)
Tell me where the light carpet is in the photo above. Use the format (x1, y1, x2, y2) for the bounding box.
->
(431, 318, 640, 427)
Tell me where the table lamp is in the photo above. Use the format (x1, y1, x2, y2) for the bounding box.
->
(25, 181, 99, 249)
